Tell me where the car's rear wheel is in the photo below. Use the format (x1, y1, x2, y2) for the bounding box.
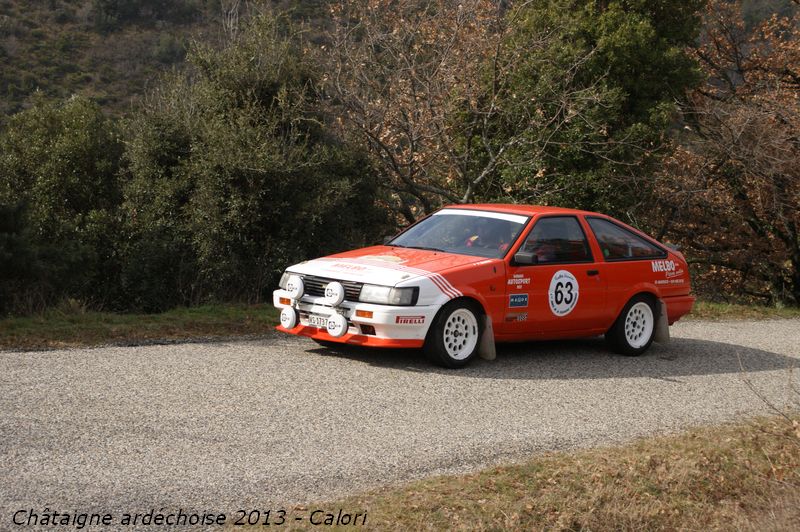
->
(424, 300, 482, 368)
(606, 294, 657, 356)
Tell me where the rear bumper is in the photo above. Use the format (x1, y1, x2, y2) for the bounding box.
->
(273, 289, 436, 347)
(663, 294, 696, 325)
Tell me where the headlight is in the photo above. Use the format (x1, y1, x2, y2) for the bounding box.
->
(279, 272, 290, 289)
(359, 284, 418, 306)
(283, 274, 304, 299)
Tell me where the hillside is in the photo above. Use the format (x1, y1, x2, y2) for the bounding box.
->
(0, 0, 794, 120)
(0, 0, 329, 119)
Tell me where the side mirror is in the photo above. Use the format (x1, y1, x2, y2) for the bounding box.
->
(513, 251, 538, 266)
(382, 236, 394, 245)
(665, 242, 682, 251)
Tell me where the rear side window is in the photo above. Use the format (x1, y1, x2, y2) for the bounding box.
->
(522, 216, 593, 264)
(587, 217, 666, 261)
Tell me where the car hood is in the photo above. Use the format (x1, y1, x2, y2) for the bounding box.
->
(285, 245, 490, 286)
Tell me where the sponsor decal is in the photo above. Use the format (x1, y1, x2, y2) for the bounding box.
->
(651, 260, 676, 273)
(655, 278, 685, 285)
(507, 273, 531, 286)
(665, 268, 684, 279)
(505, 312, 528, 322)
(329, 262, 367, 272)
(509, 293, 529, 308)
(396, 315, 425, 325)
(548, 270, 579, 316)
(360, 254, 406, 263)
(652, 260, 684, 283)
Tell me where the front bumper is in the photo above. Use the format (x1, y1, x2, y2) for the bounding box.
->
(273, 289, 439, 348)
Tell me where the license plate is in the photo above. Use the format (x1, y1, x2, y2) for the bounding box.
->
(307, 314, 328, 328)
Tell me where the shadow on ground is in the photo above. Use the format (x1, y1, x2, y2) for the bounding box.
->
(302, 336, 796, 381)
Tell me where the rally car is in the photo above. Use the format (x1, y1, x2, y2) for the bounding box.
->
(273, 205, 694, 368)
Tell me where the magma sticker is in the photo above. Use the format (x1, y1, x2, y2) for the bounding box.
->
(509, 293, 528, 308)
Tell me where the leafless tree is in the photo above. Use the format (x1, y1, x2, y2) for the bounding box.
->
(323, 0, 607, 223)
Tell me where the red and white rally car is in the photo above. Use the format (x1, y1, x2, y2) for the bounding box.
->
(273, 205, 694, 367)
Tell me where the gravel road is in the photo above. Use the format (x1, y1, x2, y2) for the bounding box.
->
(1, 320, 798, 524)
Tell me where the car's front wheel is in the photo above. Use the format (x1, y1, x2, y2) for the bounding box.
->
(424, 300, 482, 368)
(606, 294, 657, 356)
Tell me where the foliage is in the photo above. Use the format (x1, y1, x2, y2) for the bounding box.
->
(490, 0, 705, 217)
(326, 0, 503, 222)
(0, 0, 797, 314)
(656, 0, 800, 304)
(327, 0, 705, 224)
(0, 96, 123, 313)
(0, 0, 219, 118)
(121, 11, 387, 310)
(89, 0, 202, 33)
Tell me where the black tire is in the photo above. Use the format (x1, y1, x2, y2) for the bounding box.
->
(605, 294, 658, 356)
(424, 299, 483, 368)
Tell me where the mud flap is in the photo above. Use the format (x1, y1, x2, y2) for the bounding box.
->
(478, 315, 496, 360)
(654, 299, 670, 344)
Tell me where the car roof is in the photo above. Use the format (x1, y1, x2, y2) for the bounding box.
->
(440, 203, 599, 217)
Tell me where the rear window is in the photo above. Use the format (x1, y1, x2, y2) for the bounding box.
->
(587, 217, 666, 261)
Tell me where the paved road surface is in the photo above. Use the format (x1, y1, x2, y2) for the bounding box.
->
(1, 320, 798, 523)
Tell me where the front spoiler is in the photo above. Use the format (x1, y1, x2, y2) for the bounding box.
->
(275, 324, 424, 348)
(273, 289, 438, 348)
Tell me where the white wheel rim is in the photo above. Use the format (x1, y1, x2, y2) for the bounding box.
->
(624, 302, 654, 349)
(443, 308, 479, 360)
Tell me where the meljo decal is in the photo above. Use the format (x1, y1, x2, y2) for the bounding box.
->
(651, 260, 676, 272)
(548, 270, 579, 316)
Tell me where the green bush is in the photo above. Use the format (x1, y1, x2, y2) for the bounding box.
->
(0, 95, 123, 313)
(120, 12, 387, 309)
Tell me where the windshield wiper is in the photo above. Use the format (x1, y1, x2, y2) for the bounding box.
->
(406, 245, 445, 253)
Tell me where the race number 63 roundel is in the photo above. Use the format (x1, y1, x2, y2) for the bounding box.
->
(548, 270, 579, 316)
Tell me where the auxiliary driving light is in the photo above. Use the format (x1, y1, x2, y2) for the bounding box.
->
(326, 314, 348, 338)
(285, 275, 304, 299)
(279, 307, 298, 329)
(323, 281, 345, 306)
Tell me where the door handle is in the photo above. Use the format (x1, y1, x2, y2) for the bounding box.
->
(587, 269, 599, 276)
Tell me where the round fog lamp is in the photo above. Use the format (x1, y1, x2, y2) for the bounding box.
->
(323, 281, 345, 306)
(279, 307, 298, 329)
(285, 275, 304, 299)
(326, 314, 348, 338)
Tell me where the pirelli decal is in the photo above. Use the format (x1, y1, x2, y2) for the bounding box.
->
(396, 315, 425, 325)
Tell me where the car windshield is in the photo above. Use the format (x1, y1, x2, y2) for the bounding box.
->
(389, 209, 529, 259)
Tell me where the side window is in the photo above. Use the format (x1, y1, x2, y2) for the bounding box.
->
(522, 216, 592, 264)
(587, 217, 665, 260)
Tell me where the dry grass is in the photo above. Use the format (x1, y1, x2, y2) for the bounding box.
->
(1, 300, 797, 351)
(689, 301, 800, 321)
(0, 304, 280, 350)
(285, 416, 800, 531)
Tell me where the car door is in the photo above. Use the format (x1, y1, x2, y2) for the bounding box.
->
(501, 215, 607, 337)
